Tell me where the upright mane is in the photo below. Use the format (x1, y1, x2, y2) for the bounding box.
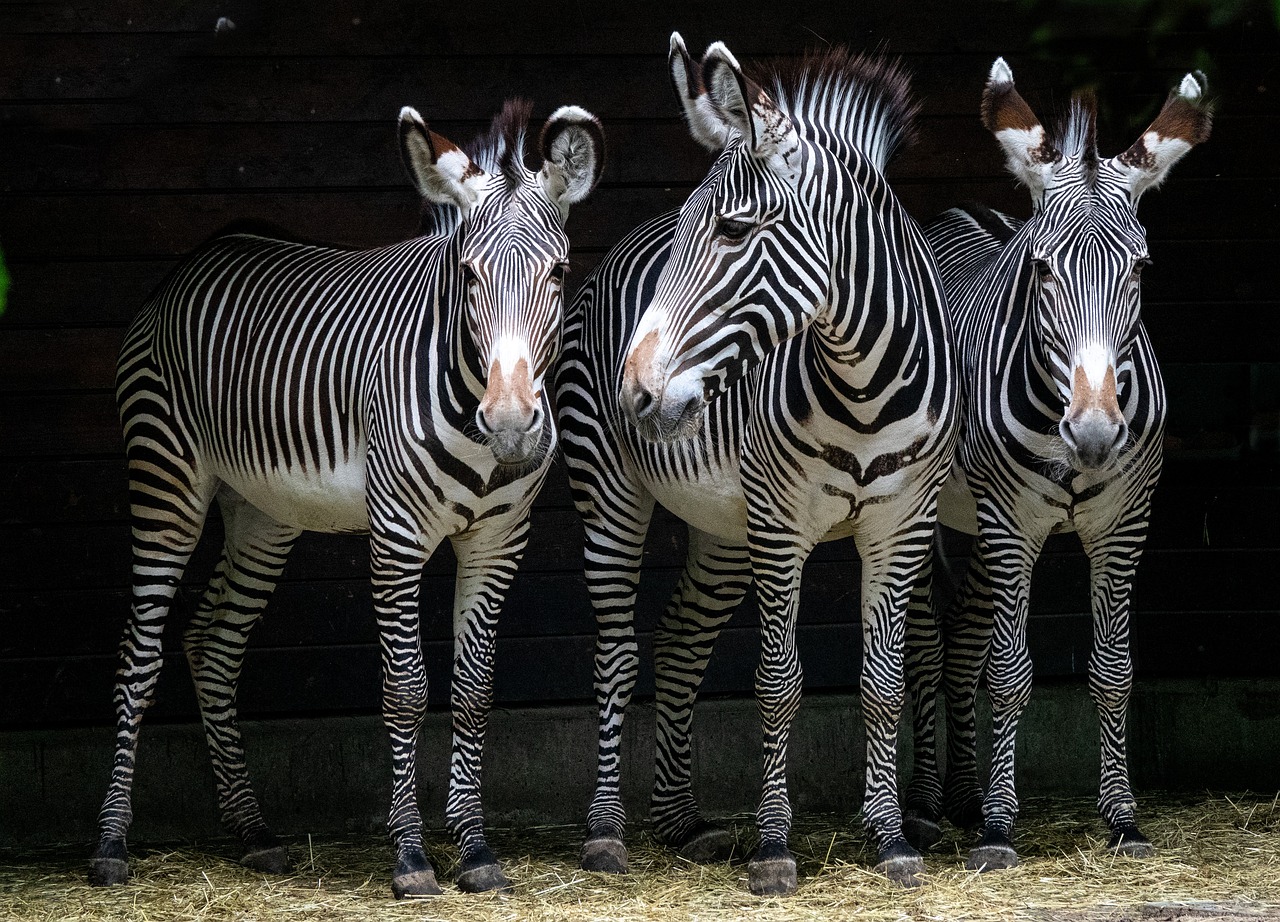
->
(418, 98, 535, 236)
(758, 48, 918, 172)
(1052, 92, 1099, 179)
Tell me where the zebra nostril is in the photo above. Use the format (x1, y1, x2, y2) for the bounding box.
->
(1111, 421, 1129, 451)
(630, 386, 657, 420)
(475, 409, 494, 436)
(525, 405, 544, 433)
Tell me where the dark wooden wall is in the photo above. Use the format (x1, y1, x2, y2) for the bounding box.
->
(2, 0, 1277, 729)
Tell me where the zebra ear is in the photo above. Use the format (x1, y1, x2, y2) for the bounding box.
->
(981, 58, 1060, 200)
(1114, 71, 1212, 201)
(669, 32, 732, 152)
(398, 106, 487, 214)
(701, 41, 799, 176)
(538, 105, 605, 219)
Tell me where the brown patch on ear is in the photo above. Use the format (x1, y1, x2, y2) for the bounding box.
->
(981, 81, 1039, 134)
(623, 330, 660, 385)
(1119, 93, 1211, 168)
(1066, 365, 1123, 425)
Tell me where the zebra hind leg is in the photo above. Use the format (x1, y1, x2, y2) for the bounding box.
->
(650, 529, 750, 863)
(940, 552, 994, 832)
(902, 566, 945, 850)
(185, 489, 300, 875)
(90, 453, 216, 886)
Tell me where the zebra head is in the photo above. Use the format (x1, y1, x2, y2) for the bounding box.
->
(399, 101, 604, 465)
(983, 59, 1211, 471)
(620, 35, 826, 441)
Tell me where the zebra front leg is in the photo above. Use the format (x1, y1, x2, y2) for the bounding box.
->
(1080, 524, 1153, 858)
(650, 529, 750, 862)
(966, 520, 1047, 872)
(746, 529, 813, 896)
(902, 548, 945, 851)
(184, 490, 299, 875)
(442, 524, 531, 893)
(90, 458, 215, 885)
(575, 485, 655, 874)
(370, 530, 441, 899)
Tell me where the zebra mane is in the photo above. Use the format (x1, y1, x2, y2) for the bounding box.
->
(758, 47, 918, 172)
(1052, 92, 1099, 176)
(418, 98, 535, 236)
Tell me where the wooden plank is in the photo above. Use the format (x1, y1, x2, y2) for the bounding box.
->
(0, 327, 123, 392)
(6, 113, 1262, 198)
(1, 179, 1273, 268)
(13, 602, 1280, 728)
(8, 30, 1270, 124)
(0, 186, 698, 260)
(0, 0, 1041, 57)
(0, 606, 1109, 728)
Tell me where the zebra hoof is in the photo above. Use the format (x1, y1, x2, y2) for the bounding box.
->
(456, 846, 513, 893)
(241, 844, 291, 875)
(875, 840, 926, 888)
(88, 857, 130, 886)
(391, 850, 442, 898)
(966, 829, 1018, 872)
(581, 835, 628, 874)
(902, 811, 944, 852)
(747, 843, 797, 896)
(1109, 826, 1154, 859)
(675, 824, 735, 864)
(89, 837, 129, 886)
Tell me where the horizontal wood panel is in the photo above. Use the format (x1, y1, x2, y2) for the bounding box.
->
(2, 180, 1272, 271)
(7, 605, 1279, 728)
(0, 0, 1041, 56)
(11, 37, 1257, 122)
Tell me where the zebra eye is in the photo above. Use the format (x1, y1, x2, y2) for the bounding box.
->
(716, 217, 754, 241)
(1030, 257, 1053, 283)
(550, 262, 570, 286)
(460, 262, 479, 286)
(1132, 257, 1152, 278)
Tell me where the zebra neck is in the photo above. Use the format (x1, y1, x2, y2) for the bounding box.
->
(412, 233, 488, 437)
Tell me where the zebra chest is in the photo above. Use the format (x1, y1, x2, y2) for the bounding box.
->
(219, 454, 371, 534)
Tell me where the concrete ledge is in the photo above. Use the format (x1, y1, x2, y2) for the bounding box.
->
(2, 678, 1277, 846)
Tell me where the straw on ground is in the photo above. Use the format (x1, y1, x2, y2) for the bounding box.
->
(2, 793, 1277, 922)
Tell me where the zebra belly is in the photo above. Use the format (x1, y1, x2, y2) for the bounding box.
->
(643, 462, 749, 544)
(217, 457, 370, 534)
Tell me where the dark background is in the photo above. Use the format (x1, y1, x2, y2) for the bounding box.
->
(1, 0, 1277, 731)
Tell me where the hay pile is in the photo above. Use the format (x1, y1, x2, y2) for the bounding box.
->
(2, 792, 1277, 922)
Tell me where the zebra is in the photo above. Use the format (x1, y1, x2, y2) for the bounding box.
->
(87, 99, 604, 897)
(556, 34, 958, 895)
(900, 60, 1212, 870)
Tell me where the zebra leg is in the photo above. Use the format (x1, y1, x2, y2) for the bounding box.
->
(649, 529, 750, 862)
(902, 549, 945, 851)
(443, 523, 531, 894)
(575, 483, 655, 874)
(369, 529, 441, 899)
(183, 488, 300, 875)
(90, 454, 216, 885)
(1079, 523, 1153, 858)
(941, 552, 995, 831)
(966, 522, 1048, 872)
(745, 518, 825, 897)
(855, 531, 933, 888)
